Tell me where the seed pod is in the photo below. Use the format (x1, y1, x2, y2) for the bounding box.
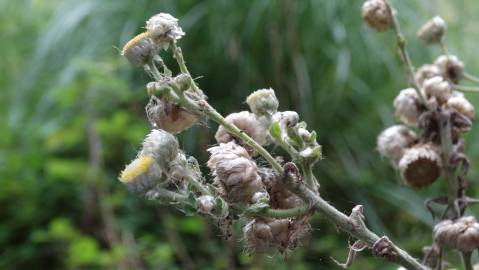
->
(377, 125, 417, 166)
(119, 155, 163, 193)
(393, 88, 423, 127)
(434, 216, 479, 252)
(215, 111, 269, 146)
(246, 88, 279, 116)
(146, 13, 185, 47)
(207, 142, 264, 203)
(140, 129, 179, 168)
(121, 32, 159, 66)
(398, 143, 442, 188)
(415, 64, 441, 87)
(361, 0, 391, 32)
(434, 54, 464, 84)
(196, 195, 215, 215)
(422, 76, 452, 104)
(447, 93, 475, 120)
(417, 16, 446, 45)
(146, 96, 199, 134)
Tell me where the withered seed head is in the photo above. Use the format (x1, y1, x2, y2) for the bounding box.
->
(361, 0, 392, 32)
(398, 143, 442, 188)
(434, 54, 464, 84)
(417, 16, 446, 45)
(393, 88, 423, 127)
(377, 125, 417, 166)
(434, 216, 479, 252)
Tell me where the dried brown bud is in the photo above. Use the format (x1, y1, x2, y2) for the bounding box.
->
(415, 64, 441, 87)
(146, 96, 199, 134)
(434, 216, 479, 252)
(377, 125, 417, 166)
(207, 142, 264, 203)
(417, 16, 446, 45)
(215, 111, 269, 146)
(121, 32, 159, 66)
(422, 76, 452, 104)
(434, 55, 464, 84)
(393, 88, 423, 127)
(398, 143, 442, 188)
(361, 0, 391, 32)
(448, 92, 475, 120)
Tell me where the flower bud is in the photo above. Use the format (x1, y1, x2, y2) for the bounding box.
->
(415, 64, 441, 87)
(422, 76, 451, 104)
(215, 111, 269, 146)
(393, 88, 423, 127)
(252, 191, 270, 204)
(417, 16, 446, 45)
(140, 129, 179, 168)
(377, 125, 417, 165)
(361, 0, 391, 32)
(146, 13, 185, 48)
(196, 195, 215, 215)
(119, 155, 163, 193)
(434, 54, 464, 84)
(121, 32, 158, 66)
(246, 88, 279, 116)
(447, 93, 475, 120)
(398, 143, 442, 188)
(207, 142, 264, 203)
(146, 96, 199, 134)
(434, 216, 479, 252)
(273, 111, 300, 130)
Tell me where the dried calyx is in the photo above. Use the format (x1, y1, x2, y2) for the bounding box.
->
(398, 143, 442, 188)
(434, 216, 479, 252)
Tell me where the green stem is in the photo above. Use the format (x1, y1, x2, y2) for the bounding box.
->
(453, 84, 479, 92)
(461, 251, 473, 270)
(149, 188, 188, 203)
(385, 0, 431, 111)
(171, 42, 200, 92)
(463, 72, 479, 85)
(439, 113, 457, 212)
(186, 175, 211, 196)
(301, 164, 314, 188)
(243, 205, 310, 218)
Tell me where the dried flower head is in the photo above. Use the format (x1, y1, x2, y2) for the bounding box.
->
(434, 54, 464, 84)
(422, 76, 452, 104)
(434, 216, 479, 252)
(377, 125, 417, 166)
(415, 64, 441, 87)
(246, 88, 279, 116)
(417, 16, 446, 45)
(398, 143, 442, 188)
(207, 142, 264, 203)
(273, 111, 300, 130)
(393, 88, 423, 127)
(140, 129, 179, 168)
(361, 0, 391, 32)
(121, 32, 158, 66)
(119, 155, 163, 193)
(215, 111, 269, 146)
(196, 195, 215, 215)
(146, 96, 199, 134)
(146, 13, 185, 48)
(447, 93, 475, 120)
(258, 167, 303, 209)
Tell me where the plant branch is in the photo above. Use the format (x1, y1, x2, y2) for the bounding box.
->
(463, 72, 479, 85)
(461, 251, 473, 270)
(438, 112, 458, 213)
(453, 84, 479, 92)
(242, 204, 310, 218)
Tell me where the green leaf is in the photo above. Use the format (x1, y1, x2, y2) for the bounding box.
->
(269, 121, 282, 140)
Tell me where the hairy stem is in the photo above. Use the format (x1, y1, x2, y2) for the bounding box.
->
(453, 84, 479, 92)
(242, 204, 310, 218)
(439, 113, 458, 212)
(461, 251, 473, 270)
(385, 0, 431, 110)
(463, 72, 479, 85)
(185, 175, 211, 196)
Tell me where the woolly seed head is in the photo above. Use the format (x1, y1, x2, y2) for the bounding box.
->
(196, 195, 215, 215)
(146, 96, 199, 134)
(146, 13, 185, 43)
(417, 16, 446, 45)
(422, 76, 452, 104)
(246, 88, 279, 116)
(121, 32, 158, 66)
(398, 143, 442, 188)
(119, 155, 163, 193)
(393, 88, 423, 127)
(361, 0, 391, 32)
(377, 125, 417, 165)
(434, 216, 479, 252)
(434, 54, 464, 84)
(140, 129, 179, 168)
(415, 64, 441, 87)
(447, 93, 475, 120)
(215, 111, 269, 146)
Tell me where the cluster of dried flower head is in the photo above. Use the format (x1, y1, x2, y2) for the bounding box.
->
(207, 89, 318, 252)
(433, 216, 479, 252)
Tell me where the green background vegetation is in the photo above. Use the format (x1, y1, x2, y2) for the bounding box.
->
(1, 0, 479, 269)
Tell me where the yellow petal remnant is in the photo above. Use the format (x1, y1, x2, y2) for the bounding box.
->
(120, 155, 154, 183)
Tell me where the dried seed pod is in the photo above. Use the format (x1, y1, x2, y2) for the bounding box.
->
(207, 142, 264, 203)
(398, 143, 442, 188)
(196, 195, 215, 215)
(119, 155, 163, 193)
(140, 129, 179, 168)
(361, 0, 391, 32)
(422, 76, 452, 104)
(246, 88, 279, 116)
(434, 54, 464, 84)
(415, 64, 441, 87)
(215, 111, 269, 146)
(146, 13, 185, 48)
(121, 32, 159, 66)
(146, 96, 199, 134)
(393, 88, 423, 127)
(417, 16, 446, 45)
(434, 216, 479, 252)
(447, 92, 475, 120)
(377, 125, 417, 166)
(258, 167, 303, 209)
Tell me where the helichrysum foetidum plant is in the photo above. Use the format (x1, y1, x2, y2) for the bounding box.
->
(117, 4, 479, 269)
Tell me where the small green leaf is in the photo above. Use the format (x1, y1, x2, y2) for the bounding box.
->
(269, 122, 282, 140)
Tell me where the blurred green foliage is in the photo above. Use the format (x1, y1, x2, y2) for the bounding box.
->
(1, 0, 479, 269)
